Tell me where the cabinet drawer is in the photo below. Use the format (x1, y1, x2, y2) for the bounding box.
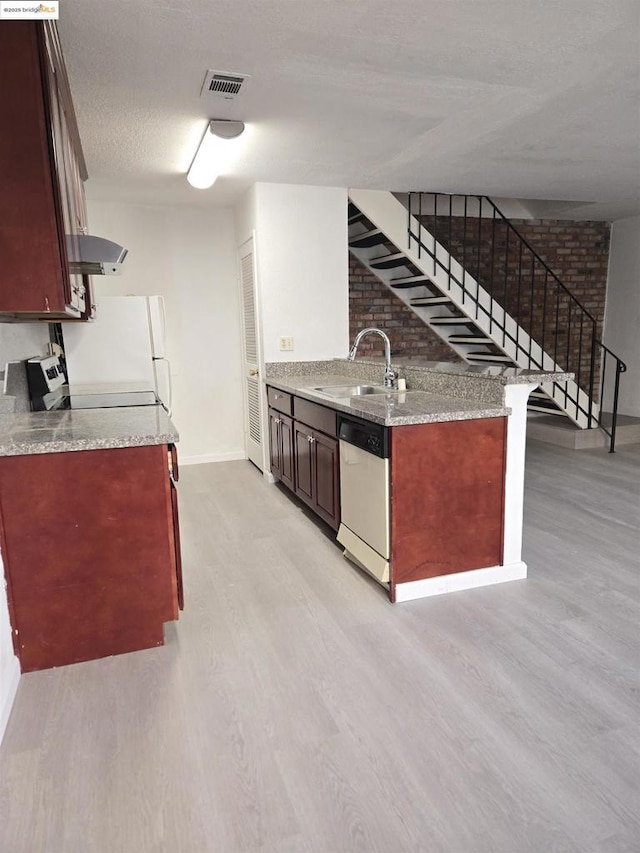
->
(267, 386, 293, 416)
(294, 397, 337, 438)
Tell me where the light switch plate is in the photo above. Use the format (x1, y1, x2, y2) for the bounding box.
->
(278, 336, 294, 352)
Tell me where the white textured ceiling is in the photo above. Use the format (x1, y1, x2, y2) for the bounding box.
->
(58, 0, 640, 219)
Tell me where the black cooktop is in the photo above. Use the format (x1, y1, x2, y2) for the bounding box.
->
(60, 390, 160, 410)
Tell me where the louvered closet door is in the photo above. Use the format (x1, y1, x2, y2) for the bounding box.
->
(238, 237, 263, 469)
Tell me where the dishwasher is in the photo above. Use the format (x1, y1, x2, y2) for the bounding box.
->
(336, 414, 391, 585)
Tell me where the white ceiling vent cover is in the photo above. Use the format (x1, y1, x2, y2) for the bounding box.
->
(201, 70, 250, 100)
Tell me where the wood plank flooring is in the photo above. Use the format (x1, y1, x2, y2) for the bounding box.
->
(0, 440, 638, 852)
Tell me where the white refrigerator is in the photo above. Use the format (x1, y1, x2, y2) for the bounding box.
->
(62, 296, 172, 410)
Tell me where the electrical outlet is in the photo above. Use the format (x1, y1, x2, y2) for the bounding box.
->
(278, 336, 294, 352)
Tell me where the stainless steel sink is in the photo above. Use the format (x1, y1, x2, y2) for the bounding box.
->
(314, 384, 397, 397)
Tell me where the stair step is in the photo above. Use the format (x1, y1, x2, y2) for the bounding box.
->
(528, 393, 562, 406)
(369, 252, 410, 270)
(447, 335, 494, 345)
(349, 229, 386, 248)
(465, 353, 514, 363)
(429, 316, 476, 326)
(410, 296, 451, 306)
(390, 274, 429, 286)
(348, 212, 365, 225)
(527, 403, 567, 416)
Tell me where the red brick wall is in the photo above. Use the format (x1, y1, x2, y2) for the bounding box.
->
(349, 217, 610, 393)
(348, 254, 461, 361)
(425, 216, 611, 391)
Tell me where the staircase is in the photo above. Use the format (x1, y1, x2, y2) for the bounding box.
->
(348, 189, 627, 450)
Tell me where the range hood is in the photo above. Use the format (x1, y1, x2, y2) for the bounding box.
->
(66, 234, 128, 276)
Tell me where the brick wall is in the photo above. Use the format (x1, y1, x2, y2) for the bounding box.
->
(423, 216, 611, 391)
(349, 216, 610, 394)
(348, 254, 461, 362)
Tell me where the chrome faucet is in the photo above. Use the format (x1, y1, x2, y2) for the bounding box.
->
(347, 328, 396, 388)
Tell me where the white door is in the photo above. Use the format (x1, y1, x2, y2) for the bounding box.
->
(238, 237, 263, 469)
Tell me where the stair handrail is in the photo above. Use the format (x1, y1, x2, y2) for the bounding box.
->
(405, 192, 627, 451)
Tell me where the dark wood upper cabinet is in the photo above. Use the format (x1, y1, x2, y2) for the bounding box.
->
(0, 21, 91, 320)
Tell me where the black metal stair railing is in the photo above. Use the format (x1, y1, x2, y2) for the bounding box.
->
(405, 192, 627, 452)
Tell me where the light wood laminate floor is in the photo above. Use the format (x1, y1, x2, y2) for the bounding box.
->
(0, 441, 638, 853)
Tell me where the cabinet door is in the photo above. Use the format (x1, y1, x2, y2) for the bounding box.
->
(312, 430, 340, 531)
(0, 445, 178, 672)
(279, 413, 295, 491)
(42, 25, 86, 315)
(0, 23, 66, 315)
(0, 23, 88, 319)
(268, 408, 282, 479)
(294, 422, 314, 507)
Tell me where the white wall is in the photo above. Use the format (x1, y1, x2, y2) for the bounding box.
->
(87, 199, 245, 463)
(603, 215, 640, 417)
(252, 184, 349, 363)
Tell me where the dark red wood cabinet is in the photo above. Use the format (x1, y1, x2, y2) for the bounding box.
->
(0, 21, 92, 320)
(390, 417, 507, 591)
(269, 408, 294, 491)
(293, 420, 340, 530)
(267, 387, 340, 531)
(0, 444, 183, 672)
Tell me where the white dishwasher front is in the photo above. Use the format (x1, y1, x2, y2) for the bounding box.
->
(337, 415, 390, 585)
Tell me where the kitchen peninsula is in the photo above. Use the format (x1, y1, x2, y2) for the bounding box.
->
(0, 406, 182, 672)
(266, 359, 571, 602)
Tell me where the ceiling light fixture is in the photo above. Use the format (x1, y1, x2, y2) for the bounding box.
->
(187, 119, 245, 189)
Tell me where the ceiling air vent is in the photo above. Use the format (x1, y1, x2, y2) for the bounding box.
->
(200, 70, 250, 101)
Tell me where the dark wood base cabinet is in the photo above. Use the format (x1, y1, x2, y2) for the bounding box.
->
(293, 421, 340, 530)
(0, 444, 183, 672)
(269, 409, 294, 491)
(267, 388, 340, 531)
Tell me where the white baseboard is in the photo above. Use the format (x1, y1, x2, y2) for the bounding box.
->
(394, 562, 527, 603)
(0, 656, 20, 746)
(179, 451, 246, 466)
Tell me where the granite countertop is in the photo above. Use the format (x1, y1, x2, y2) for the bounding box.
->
(0, 406, 178, 457)
(266, 358, 573, 387)
(267, 374, 510, 426)
(363, 358, 574, 386)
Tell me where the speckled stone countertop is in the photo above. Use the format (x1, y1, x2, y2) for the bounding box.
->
(266, 373, 510, 426)
(0, 406, 178, 457)
(267, 358, 572, 386)
(266, 358, 573, 418)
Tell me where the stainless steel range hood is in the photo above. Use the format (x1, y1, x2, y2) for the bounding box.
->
(66, 234, 128, 276)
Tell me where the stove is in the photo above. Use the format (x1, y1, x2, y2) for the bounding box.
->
(26, 356, 161, 411)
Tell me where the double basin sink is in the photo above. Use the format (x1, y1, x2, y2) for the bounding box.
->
(315, 384, 400, 398)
